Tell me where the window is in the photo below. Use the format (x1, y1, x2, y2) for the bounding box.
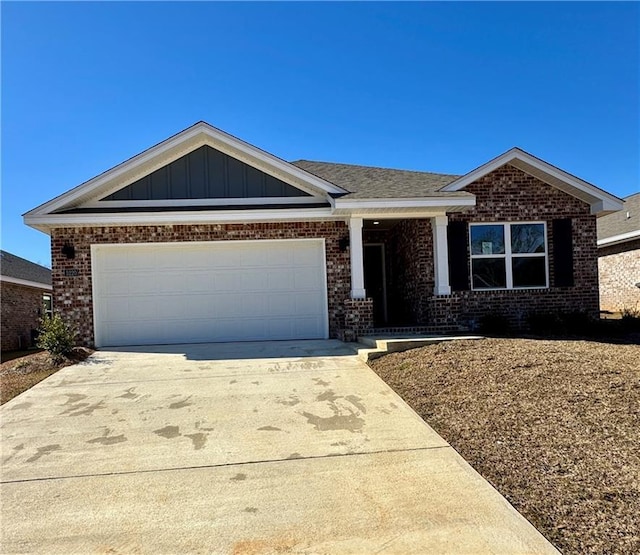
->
(42, 294, 53, 318)
(470, 222, 547, 290)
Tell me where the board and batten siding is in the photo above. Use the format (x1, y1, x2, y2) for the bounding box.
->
(103, 145, 310, 201)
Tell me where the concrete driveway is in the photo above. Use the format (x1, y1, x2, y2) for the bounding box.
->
(1, 340, 557, 554)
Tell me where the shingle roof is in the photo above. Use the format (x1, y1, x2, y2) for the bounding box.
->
(0, 251, 52, 285)
(597, 193, 640, 241)
(291, 160, 470, 199)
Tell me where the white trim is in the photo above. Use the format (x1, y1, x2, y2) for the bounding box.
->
(91, 238, 330, 347)
(598, 229, 640, 247)
(349, 217, 366, 299)
(25, 122, 345, 217)
(0, 275, 52, 290)
(432, 215, 451, 296)
(25, 207, 340, 234)
(334, 197, 476, 210)
(469, 221, 549, 291)
(441, 147, 623, 215)
(83, 196, 324, 209)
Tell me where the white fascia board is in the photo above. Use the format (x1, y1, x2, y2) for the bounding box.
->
(0, 275, 52, 290)
(441, 147, 624, 212)
(25, 122, 344, 217)
(333, 197, 476, 210)
(24, 207, 339, 233)
(346, 210, 448, 220)
(597, 229, 640, 247)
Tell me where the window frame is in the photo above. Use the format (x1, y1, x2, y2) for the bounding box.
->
(42, 294, 53, 319)
(469, 221, 549, 291)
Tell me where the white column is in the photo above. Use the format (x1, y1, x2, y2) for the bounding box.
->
(432, 215, 452, 296)
(349, 217, 366, 299)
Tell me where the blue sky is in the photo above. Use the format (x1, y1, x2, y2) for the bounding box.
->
(2, 1, 638, 266)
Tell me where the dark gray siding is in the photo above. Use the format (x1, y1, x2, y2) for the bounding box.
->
(104, 146, 310, 201)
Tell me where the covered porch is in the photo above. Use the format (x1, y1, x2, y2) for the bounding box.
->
(344, 213, 461, 335)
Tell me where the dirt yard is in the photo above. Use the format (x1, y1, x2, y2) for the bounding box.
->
(370, 338, 640, 555)
(0, 348, 92, 405)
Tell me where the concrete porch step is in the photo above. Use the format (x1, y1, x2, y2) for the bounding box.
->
(357, 334, 484, 362)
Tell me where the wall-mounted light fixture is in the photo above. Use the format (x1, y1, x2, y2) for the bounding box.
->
(61, 242, 75, 259)
(339, 237, 350, 252)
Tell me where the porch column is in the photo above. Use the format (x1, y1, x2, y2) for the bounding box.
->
(432, 215, 452, 295)
(349, 217, 366, 299)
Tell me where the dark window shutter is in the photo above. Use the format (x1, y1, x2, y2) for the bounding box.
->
(552, 218, 574, 287)
(448, 221, 470, 291)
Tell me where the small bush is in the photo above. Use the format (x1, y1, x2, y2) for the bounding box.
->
(36, 314, 76, 364)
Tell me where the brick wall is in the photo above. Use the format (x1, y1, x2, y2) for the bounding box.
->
(51, 222, 351, 347)
(1, 282, 48, 351)
(342, 298, 373, 339)
(598, 239, 640, 312)
(439, 164, 599, 329)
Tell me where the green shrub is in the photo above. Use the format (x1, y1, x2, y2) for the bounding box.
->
(36, 313, 76, 363)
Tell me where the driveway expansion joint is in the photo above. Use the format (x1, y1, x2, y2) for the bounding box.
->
(0, 444, 451, 485)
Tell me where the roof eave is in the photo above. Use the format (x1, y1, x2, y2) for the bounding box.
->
(597, 229, 640, 247)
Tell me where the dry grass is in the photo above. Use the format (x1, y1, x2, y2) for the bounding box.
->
(370, 338, 640, 555)
(0, 348, 93, 405)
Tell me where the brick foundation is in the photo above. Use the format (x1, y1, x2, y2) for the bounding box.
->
(1, 282, 49, 351)
(51, 222, 352, 347)
(598, 239, 640, 312)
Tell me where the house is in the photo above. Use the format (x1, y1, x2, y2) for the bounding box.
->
(1, 251, 52, 351)
(597, 193, 640, 313)
(23, 122, 623, 348)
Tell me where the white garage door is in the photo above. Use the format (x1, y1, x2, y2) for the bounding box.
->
(91, 240, 328, 347)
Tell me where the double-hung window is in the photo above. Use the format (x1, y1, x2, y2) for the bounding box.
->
(469, 222, 548, 290)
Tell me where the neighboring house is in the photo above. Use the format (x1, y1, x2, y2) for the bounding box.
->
(597, 193, 640, 313)
(1, 251, 52, 351)
(24, 122, 623, 348)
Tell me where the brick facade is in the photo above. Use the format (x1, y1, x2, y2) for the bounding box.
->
(442, 164, 599, 329)
(342, 298, 374, 340)
(51, 222, 352, 347)
(1, 282, 49, 351)
(49, 164, 602, 344)
(366, 165, 599, 332)
(598, 239, 640, 313)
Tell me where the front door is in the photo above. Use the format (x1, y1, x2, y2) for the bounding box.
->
(364, 244, 387, 326)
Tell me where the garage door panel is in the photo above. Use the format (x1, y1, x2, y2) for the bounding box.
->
(266, 269, 294, 291)
(293, 267, 323, 290)
(92, 240, 327, 347)
(184, 272, 213, 293)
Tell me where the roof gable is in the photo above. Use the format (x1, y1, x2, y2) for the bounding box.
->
(441, 147, 623, 215)
(26, 122, 346, 217)
(102, 145, 310, 202)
